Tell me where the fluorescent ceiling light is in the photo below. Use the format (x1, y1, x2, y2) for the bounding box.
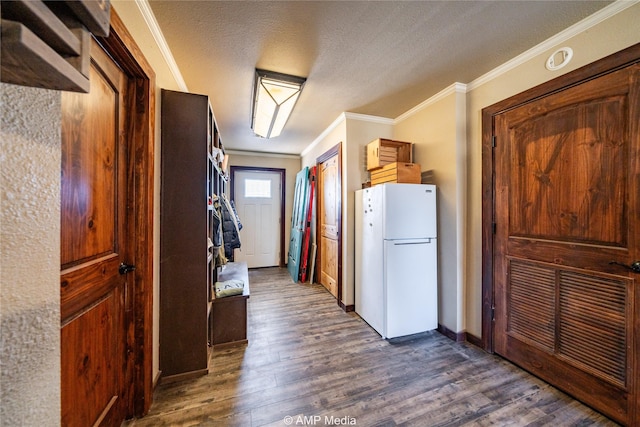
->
(252, 69, 306, 139)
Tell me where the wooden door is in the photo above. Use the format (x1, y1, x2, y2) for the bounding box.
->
(318, 154, 339, 298)
(492, 63, 640, 425)
(288, 167, 309, 281)
(60, 39, 134, 427)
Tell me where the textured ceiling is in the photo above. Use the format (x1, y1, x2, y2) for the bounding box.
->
(148, 0, 612, 155)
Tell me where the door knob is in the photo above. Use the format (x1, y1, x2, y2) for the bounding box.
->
(609, 261, 640, 273)
(119, 263, 136, 275)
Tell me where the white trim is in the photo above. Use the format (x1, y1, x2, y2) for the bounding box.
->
(467, 0, 639, 92)
(301, 113, 347, 157)
(344, 112, 394, 125)
(225, 149, 300, 159)
(301, 112, 393, 157)
(394, 82, 467, 124)
(135, 0, 188, 92)
(455, 94, 467, 332)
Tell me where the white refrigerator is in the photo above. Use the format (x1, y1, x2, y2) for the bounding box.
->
(355, 183, 438, 339)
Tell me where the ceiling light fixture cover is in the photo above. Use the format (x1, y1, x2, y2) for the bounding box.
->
(251, 69, 306, 139)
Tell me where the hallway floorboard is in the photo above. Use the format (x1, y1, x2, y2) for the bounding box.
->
(126, 267, 617, 426)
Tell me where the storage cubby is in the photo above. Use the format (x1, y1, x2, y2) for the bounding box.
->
(211, 261, 250, 348)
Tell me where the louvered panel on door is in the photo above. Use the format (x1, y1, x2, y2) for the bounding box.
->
(558, 271, 628, 387)
(508, 260, 556, 352)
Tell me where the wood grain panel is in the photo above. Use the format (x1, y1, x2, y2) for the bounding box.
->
(61, 55, 121, 267)
(320, 156, 338, 240)
(320, 235, 338, 297)
(61, 290, 121, 427)
(509, 96, 627, 247)
(60, 254, 120, 322)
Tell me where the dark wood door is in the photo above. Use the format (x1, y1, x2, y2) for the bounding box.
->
(493, 64, 640, 425)
(60, 39, 133, 426)
(318, 154, 339, 298)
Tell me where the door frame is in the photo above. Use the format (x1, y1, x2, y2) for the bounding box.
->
(481, 42, 640, 354)
(95, 9, 156, 416)
(230, 166, 286, 267)
(316, 143, 344, 308)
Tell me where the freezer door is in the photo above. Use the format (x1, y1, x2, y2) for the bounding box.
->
(384, 238, 438, 338)
(355, 190, 385, 336)
(382, 184, 437, 240)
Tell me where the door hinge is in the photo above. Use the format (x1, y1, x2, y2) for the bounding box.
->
(492, 135, 496, 148)
(491, 306, 496, 322)
(492, 222, 497, 234)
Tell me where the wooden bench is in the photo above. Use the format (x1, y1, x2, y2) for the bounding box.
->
(211, 261, 250, 348)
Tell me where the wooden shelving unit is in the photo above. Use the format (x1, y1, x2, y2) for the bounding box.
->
(159, 89, 226, 382)
(1, 0, 111, 92)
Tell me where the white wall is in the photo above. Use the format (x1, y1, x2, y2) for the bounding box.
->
(343, 117, 394, 306)
(393, 86, 467, 333)
(301, 114, 394, 306)
(1, 84, 62, 425)
(301, 115, 347, 166)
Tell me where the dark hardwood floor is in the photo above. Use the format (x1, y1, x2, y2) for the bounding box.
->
(126, 267, 618, 426)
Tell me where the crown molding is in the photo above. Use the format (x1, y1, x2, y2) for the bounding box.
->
(301, 112, 394, 157)
(344, 112, 394, 125)
(135, 0, 188, 91)
(301, 113, 347, 157)
(225, 149, 300, 159)
(467, 0, 639, 91)
(394, 82, 467, 124)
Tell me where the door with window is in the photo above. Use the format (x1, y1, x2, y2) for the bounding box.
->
(233, 169, 283, 268)
(491, 61, 639, 425)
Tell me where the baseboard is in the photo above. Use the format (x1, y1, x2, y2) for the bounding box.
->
(437, 324, 466, 342)
(339, 301, 355, 312)
(436, 325, 486, 350)
(159, 368, 208, 385)
(212, 339, 248, 350)
(153, 370, 162, 389)
(465, 332, 483, 348)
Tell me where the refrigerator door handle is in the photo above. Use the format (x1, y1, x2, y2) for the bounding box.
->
(392, 239, 432, 245)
